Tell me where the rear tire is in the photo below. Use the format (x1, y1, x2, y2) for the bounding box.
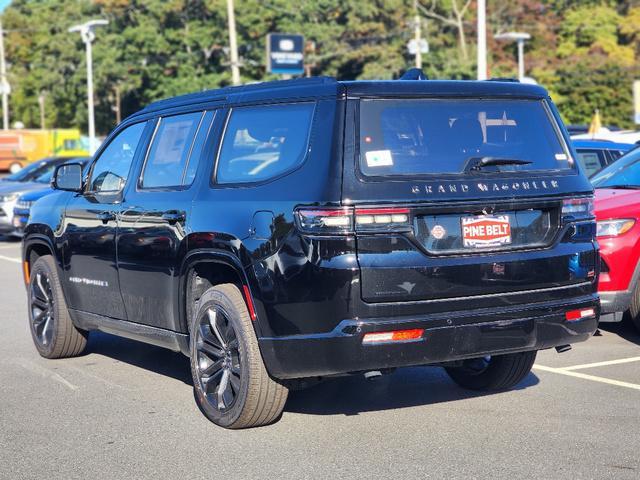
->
(190, 284, 288, 428)
(28, 255, 88, 358)
(627, 281, 640, 333)
(444, 351, 537, 391)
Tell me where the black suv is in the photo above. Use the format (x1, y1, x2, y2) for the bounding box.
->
(22, 75, 599, 429)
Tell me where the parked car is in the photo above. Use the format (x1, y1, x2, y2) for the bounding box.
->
(0, 156, 90, 237)
(572, 140, 635, 178)
(572, 128, 640, 145)
(22, 74, 598, 429)
(0, 156, 74, 186)
(12, 157, 92, 236)
(591, 148, 640, 330)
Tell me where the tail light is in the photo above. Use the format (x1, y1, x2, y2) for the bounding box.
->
(296, 206, 413, 234)
(562, 197, 594, 221)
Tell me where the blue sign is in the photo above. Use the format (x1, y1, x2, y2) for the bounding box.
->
(267, 33, 304, 75)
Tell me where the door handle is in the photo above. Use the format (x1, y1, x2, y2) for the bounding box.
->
(161, 211, 185, 224)
(97, 211, 116, 224)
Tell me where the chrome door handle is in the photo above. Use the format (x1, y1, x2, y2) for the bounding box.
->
(96, 211, 116, 224)
(161, 211, 185, 224)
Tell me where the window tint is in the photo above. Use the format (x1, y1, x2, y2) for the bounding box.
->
(90, 122, 146, 193)
(216, 103, 314, 184)
(141, 112, 202, 188)
(359, 99, 571, 176)
(575, 149, 606, 177)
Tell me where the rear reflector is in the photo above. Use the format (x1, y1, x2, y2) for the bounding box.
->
(565, 308, 595, 321)
(362, 328, 424, 344)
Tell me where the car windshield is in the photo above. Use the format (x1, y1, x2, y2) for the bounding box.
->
(359, 98, 572, 176)
(592, 148, 640, 188)
(3, 160, 49, 182)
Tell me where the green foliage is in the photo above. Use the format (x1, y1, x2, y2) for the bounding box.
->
(2, 0, 640, 133)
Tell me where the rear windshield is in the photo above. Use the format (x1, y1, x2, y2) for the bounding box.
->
(359, 98, 572, 176)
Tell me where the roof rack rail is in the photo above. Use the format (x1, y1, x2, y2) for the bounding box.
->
(487, 77, 520, 83)
(399, 68, 428, 80)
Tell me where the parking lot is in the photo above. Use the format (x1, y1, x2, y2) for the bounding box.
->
(0, 240, 638, 479)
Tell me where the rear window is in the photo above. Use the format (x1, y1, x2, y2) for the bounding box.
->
(359, 98, 572, 176)
(575, 149, 606, 177)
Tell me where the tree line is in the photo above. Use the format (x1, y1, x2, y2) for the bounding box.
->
(3, 0, 640, 134)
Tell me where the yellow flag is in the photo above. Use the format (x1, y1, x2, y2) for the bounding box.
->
(588, 109, 602, 137)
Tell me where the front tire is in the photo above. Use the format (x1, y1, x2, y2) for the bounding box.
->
(444, 351, 537, 391)
(190, 284, 288, 428)
(627, 281, 640, 333)
(28, 255, 88, 358)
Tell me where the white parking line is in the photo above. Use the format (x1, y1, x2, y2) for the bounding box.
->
(561, 356, 640, 371)
(0, 254, 20, 264)
(534, 364, 640, 391)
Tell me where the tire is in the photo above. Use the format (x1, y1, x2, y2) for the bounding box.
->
(190, 284, 288, 429)
(627, 281, 640, 333)
(9, 162, 22, 174)
(444, 351, 537, 391)
(28, 255, 88, 358)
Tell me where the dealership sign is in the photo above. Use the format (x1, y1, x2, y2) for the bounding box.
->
(267, 33, 304, 75)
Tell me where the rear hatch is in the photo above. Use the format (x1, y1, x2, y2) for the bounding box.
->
(343, 90, 595, 306)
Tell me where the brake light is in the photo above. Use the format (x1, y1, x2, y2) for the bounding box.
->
(562, 197, 594, 221)
(296, 206, 412, 234)
(565, 308, 595, 321)
(363, 328, 424, 344)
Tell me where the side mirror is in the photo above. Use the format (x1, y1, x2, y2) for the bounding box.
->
(52, 163, 83, 192)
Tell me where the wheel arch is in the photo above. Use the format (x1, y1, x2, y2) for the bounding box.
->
(22, 234, 56, 285)
(179, 250, 259, 336)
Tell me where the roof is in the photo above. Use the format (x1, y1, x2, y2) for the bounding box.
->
(572, 139, 636, 150)
(132, 76, 550, 120)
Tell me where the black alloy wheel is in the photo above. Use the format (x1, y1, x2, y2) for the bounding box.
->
(194, 306, 242, 412)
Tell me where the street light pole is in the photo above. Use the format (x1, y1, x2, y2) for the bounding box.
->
(477, 0, 487, 80)
(494, 32, 531, 81)
(226, 0, 241, 85)
(414, 0, 422, 69)
(69, 19, 108, 155)
(0, 20, 10, 130)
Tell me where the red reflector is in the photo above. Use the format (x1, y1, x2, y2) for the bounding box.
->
(242, 285, 257, 321)
(363, 328, 424, 344)
(565, 308, 595, 321)
(355, 207, 410, 215)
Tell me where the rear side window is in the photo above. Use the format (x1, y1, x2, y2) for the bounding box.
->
(216, 103, 314, 184)
(359, 98, 572, 176)
(575, 149, 606, 177)
(141, 112, 203, 188)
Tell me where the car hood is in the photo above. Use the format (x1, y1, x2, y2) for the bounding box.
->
(595, 188, 640, 220)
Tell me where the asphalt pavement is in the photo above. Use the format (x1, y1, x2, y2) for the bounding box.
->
(1, 238, 640, 479)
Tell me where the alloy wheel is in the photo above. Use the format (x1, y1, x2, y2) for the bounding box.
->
(195, 306, 242, 412)
(30, 272, 54, 347)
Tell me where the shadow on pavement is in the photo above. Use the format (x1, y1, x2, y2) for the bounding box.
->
(599, 318, 640, 346)
(86, 331, 193, 385)
(84, 331, 540, 416)
(285, 366, 539, 416)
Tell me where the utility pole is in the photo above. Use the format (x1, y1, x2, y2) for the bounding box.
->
(0, 20, 10, 130)
(38, 92, 45, 129)
(69, 19, 108, 155)
(477, 0, 487, 80)
(414, 0, 422, 69)
(226, 0, 241, 85)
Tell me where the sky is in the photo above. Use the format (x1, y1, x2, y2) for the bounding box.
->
(0, 0, 9, 13)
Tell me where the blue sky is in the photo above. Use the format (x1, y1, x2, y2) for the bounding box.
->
(0, 0, 9, 13)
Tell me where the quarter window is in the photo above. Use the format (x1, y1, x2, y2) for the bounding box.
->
(216, 103, 314, 184)
(89, 122, 146, 193)
(141, 112, 203, 188)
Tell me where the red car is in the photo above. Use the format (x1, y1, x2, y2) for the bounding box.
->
(592, 149, 640, 331)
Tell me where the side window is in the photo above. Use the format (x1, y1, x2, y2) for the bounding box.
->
(141, 112, 202, 188)
(216, 103, 315, 184)
(90, 122, 146, 193)
(575, 149, 606, 177)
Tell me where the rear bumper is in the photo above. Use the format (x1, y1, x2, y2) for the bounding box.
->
(258, 294, 599, 379)
(599, 289, 632, 319)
